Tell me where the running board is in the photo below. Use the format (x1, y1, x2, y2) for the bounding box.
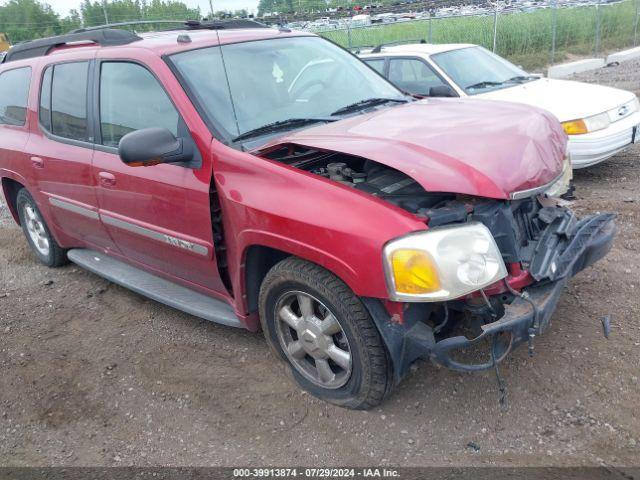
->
(67, 249, 242, 328)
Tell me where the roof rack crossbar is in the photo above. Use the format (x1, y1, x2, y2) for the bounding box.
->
(371, 38, 427, 54)
(184, 19, 269, 30)
(3, 29, 141, 63)
(71, 20, 191, 33)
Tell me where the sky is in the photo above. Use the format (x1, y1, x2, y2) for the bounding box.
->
(44, 0, 261, 17)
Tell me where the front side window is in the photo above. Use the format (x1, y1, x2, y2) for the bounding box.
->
(49, 62, 89, 141)
(0, 67, 31, 126)
(99, 62, 180, 148)
(431, 46, 533, 95)
(364, 58, 386, 75)
(170, 36, 404, 140)
(388, 58, 447, 96)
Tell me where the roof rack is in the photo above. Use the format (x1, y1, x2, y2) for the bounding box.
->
(2, 19, 269, 64)
(370, 38, 427, 54)
(3, 29, 141, 63)
(72, 19, 268, 33)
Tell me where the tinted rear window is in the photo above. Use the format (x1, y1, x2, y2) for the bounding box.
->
(0, 67, 31, 126)
(50, 62, 89, 141)
(39, 66, 52, 131)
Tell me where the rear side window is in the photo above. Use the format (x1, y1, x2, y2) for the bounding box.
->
(39, 67, 52, 131)
(99, 62, 179, 148)
(0, 67, 31, 126)
(40, 62, 89, 142)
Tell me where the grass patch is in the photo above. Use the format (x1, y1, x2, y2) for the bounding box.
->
(319, 0, 639, 69)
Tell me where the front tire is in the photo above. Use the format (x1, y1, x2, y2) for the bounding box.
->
(16, 188, 67, 267)
(259, 257, 392, 409)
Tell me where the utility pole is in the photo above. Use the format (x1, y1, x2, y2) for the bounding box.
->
(209, 0, 214, 18)
(102, 0, 109, 24)
(492, 3, 498, 53)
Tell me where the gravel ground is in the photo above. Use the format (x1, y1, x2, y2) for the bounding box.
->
(0, 60, 639, 468)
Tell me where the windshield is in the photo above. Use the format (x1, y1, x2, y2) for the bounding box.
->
(431, 46, 534, 95)
(169, 36, 404, 141)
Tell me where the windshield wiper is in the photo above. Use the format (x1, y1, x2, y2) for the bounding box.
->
(330, 97, 407, 116)
(505, 75, 539, 83)
(465, 80, 505, 90)
(233, 117, 335, 142)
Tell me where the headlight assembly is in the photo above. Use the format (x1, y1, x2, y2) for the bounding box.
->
(562, 112, 610, 135)
(544, 154, 573, 198)
(383, 223, 508, 302)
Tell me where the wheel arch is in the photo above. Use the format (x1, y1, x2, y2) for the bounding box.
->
(241, 241, 361, 317)
(243, 244, 291, 316)
(1, 176, 25, 225)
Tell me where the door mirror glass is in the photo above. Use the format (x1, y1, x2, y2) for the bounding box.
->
(118, 128, 193, 167)
(429, 85, 457, 97)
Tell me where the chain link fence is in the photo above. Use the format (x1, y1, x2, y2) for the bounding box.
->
(314, 0, 640, 69)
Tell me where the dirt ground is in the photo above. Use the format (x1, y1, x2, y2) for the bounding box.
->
(1, 60, 639, 468)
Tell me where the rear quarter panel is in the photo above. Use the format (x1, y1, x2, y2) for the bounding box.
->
(0, 62, 39, 224)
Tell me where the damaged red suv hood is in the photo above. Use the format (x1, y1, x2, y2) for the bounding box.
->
(261, 98, 568, 199)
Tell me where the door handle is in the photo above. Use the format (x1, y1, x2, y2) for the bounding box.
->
(98, 171, 116, 187)
(30, 156, 44, 169)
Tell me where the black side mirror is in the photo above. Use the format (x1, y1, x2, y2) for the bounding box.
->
(429, 85, 457, 97)
(118, 128, 194, 167)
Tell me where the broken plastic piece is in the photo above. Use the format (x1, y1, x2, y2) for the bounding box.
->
(601, 315, 611, 339)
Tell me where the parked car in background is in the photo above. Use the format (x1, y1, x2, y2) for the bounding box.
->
(360, 43, 640, 168)
(351, 14, 372, 27)
(0, 23, 615, 409)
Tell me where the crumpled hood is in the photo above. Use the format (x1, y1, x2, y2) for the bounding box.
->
(259, 98, 567, 199)
(478, 78, 636, 122)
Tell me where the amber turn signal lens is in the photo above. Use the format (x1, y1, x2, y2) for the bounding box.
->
(391, 249, 441, 295)
(561, 119, 588, 135)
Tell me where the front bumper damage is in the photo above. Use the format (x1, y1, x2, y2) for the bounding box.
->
(364, 211, 616, 379)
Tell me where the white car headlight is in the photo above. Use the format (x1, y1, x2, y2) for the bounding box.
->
(584, 112, 611, 132)
(382, 223, 508, 302)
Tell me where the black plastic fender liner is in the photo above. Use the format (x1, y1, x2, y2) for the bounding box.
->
(429, 279, 567, 372)
(360, 298, 437, 382)
(551, 213, 617, 281)
(530, 212, 616, 281)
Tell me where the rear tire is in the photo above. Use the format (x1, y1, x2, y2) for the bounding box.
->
(16, 188, 67, 267)
(259, 257, 392, 409)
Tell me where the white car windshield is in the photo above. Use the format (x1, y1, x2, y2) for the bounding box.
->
(170, 36, 405, 141)
(432, 46, 537, 95)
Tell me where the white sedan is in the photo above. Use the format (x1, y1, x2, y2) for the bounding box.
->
(360, 44, 640, 168)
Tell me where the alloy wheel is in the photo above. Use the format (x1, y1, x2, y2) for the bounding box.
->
(23, 203, 50, 257)
(274, 291, 352, 389)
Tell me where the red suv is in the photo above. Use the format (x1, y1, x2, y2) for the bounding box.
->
(0, 21, 615, 409)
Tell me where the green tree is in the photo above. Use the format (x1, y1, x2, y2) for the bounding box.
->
(0, 0, 203, 42)
(0, 0, 62, 43)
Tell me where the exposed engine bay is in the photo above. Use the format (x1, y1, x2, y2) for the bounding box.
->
(260, 144, 455, 213)
(261, 144, 575, 280)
